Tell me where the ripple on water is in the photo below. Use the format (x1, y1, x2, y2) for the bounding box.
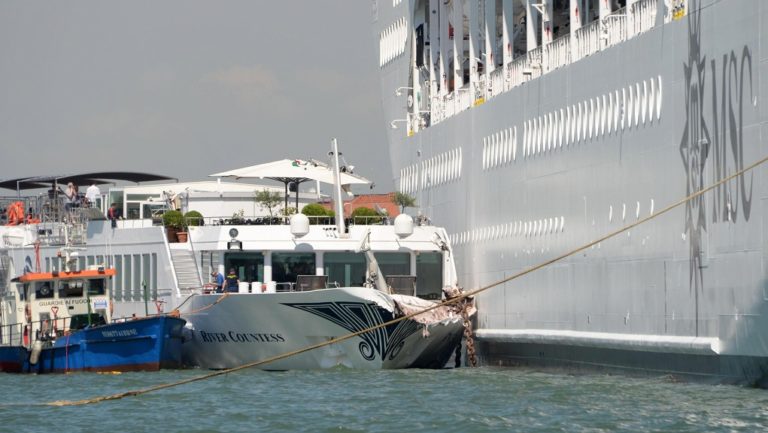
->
(1, 367, 768, 433)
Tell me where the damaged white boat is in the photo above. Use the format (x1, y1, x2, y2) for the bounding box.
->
(179, 140, 474, 369)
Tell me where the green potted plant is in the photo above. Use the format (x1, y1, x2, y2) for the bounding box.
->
(351, 207, 381, 225)
(162, 209, 184, 242)
(301, 203, 330, 225)
(184, 210, 204, 227)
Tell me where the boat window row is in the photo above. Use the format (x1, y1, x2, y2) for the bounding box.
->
(24, 278, 105, 301)
(522, 76, 663, 158)
(483, 127, 518, 170)
(451, 215, 566, 246)
(379, 17, 408, 66)
(399, 148, 462, 195)
(218, 250, 444, 299)
(607, 199, 655, 224)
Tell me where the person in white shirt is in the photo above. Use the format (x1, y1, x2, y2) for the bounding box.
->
(85, 183, 100, 207)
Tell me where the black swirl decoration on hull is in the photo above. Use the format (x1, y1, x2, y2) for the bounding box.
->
(283, 301, 420, 362)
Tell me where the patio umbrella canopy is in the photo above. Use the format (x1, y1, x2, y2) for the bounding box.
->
(210, 159, 370, 211)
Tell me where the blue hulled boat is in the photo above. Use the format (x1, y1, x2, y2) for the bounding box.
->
(0, 264, 186, 373)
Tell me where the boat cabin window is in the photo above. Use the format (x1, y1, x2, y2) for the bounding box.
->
(69, 313, 107, 330)
(87, 278, 106, 296)
(60, 280, 84, 298)
(35, 281, 55, 299)
(373, 253, 410, 277)
(324, 252, 367, 287)
(386, 275, 416, 296)
(224, 252, 264, 284)
(296, 275, 328, 291)
(416, 252, 443, 300)
(272, 252, 315, 287)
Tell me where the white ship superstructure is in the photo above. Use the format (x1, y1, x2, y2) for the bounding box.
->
(373, 0, 768, 384)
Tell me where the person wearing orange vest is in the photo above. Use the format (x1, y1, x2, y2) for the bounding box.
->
(107, 203, 120, 228)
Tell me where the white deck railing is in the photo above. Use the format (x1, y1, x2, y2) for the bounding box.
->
(631, 0, 658, 36)
(574, 20, 601, 59)
(543, 34, 571, 72)
(423, 0, 664, 130)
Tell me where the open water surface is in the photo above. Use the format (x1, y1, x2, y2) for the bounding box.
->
(1, 367, 767, 432)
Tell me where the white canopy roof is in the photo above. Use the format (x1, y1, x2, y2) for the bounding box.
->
(210, 159, 370, 186)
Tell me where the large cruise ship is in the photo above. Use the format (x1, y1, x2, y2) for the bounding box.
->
(373, 0, 768, 385)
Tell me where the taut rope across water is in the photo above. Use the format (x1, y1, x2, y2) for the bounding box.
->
(30, 154, 768, 407)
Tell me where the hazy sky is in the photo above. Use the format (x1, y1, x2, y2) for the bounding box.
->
(0, 1, 392, 192)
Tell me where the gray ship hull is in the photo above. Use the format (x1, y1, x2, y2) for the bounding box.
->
(374, 0, 768, 384)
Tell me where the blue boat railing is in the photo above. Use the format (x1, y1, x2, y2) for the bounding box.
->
(0, 313, 140, 349)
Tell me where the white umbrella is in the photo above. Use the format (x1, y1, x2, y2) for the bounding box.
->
(210, 159, 370, 211)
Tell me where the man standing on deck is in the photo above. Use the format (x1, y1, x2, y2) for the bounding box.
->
(107, 203, 120, 228)
(211, 271, 225, 293)
(225, 268, 240, 293)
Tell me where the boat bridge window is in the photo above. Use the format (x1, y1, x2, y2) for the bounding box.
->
(272, 253, 315, 288)
(87, 278, 106, 296)
(386, 275, 416, 296)
(60, 280, 84, 298)
(373, 252, 410, 277)
(69, 313, 107, 331)
(324, 252, 367, 287)
(416, 252, 443, 300)
(35, 281, 55, 299)
(224, 252, 265, 283)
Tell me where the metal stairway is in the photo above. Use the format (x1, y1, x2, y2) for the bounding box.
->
(170, 248, 202, 292)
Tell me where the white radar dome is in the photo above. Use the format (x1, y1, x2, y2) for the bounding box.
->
(290, 214, 310, 237)
(394, 214, 414, 238)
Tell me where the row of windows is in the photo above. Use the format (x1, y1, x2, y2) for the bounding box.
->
(522, 76, 663, 157)
(46, 254, 157, 302)
(222, 251, 444, 299)
(451, 216, 567, 246)
(399, 77, 662, 193)
(449, 198, 658, 247)
(380, 17, 408, 66)
(483, 127, 518, 170)
(608, 199, 655, 223)
(399, 148, 462, 194)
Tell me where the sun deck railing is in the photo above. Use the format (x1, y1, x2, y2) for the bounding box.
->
(543, 34, 571, 72)
(421, 0, 665, 131)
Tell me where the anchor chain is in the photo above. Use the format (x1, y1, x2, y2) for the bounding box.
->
(460, 299, 477, 367)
